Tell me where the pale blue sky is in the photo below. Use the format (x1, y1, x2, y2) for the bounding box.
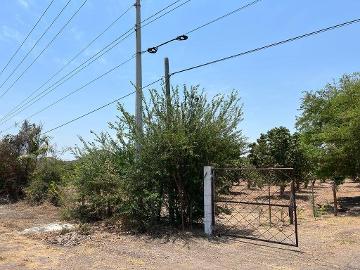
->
(0, 0, 359, 159)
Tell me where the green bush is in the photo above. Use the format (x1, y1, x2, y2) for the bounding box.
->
(0, 121, 49, 201)
(69, 147, 123, 222)
(25, 158, 62, 205)
(69, 85, 246, 229)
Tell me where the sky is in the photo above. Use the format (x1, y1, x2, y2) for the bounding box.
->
(0, 0, 359, 159)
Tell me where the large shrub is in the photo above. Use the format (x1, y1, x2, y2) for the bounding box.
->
(25, 158, 63, 205)
(71, 86, 246, 229)
(0, 121, 49, 201)
(70, 144, 124, 222)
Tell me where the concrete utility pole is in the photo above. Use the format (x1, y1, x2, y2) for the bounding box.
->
(164, 57, 171, 110)
(135, 0, 143, 153)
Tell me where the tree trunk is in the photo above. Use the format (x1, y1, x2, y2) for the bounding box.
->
(168, 187, 175, 225)
(332, 182, 338, 216)
(156, 184, 164, 222)
(295, 179, 301, 191)
(304, 181, 309, 189)
(106, 201, 112, 217)
(188, 199, 193, 230)
(173, 171, 186, 230)
(247, 179, 252, 189)
(311, 180, 316, 217)
(279, 184, 285, 197)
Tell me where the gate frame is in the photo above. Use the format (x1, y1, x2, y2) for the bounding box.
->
(204, 166, 299, 247)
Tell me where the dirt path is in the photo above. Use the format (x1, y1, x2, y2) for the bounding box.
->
(0, 203, 359, 270)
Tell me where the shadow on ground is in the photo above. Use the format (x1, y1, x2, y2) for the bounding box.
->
(339, 196, 360, 216)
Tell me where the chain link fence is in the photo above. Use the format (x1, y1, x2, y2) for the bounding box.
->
(212, 167, 298, 246)
(295, 180, 360, 219)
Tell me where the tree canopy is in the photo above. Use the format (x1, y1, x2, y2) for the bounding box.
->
(296, 73, 360, 183)
(249, 127, 311, 193)
(70, 85, 246, 228)
(0, 121, 49, 200)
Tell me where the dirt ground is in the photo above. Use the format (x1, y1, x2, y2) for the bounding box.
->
(1, 184, 360, 270)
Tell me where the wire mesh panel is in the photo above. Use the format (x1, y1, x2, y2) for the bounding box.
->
(213, 168, 298, 247)
(336, 180, 360, 215)
(309, 180, 360, 217)
(310, 180, 335, 217)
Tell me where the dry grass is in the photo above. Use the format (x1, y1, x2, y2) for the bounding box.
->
(0, 182, 359, 270)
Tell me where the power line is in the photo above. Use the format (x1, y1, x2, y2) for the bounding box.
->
(0, 77, 163, 135)
(0, 0, 192, 126)
(44, 91, 136, 134)
(42, 78, 163, 134)
(0, 56, 134, 135)
(141, 0, 182, 24)
(0, 0, 56, 78)
(142, 0, 191, 29)
(3, 14, 359, 136)
(170, 18, 360, 76)
(0, 0, 89, 99)
(0, 4, 133, 124)
(186, 0, 262, 35)
(0, 0, 191, 129)
(147, 0, 261, 53)
(0, 28, 134, 126)
(43, 16, 360, 135)
(1, 0, 189, 124)
(0, 0, 73, 94)
(0, 125, 17, 136)
(28, 55, 136, 120)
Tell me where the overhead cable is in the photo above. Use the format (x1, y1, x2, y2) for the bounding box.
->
(28, 55, 136, 120)
(147, 0, 261, 53)
(0, 4, 133, 123)
(0, 0, 56, 78)
(0, 0, 191, 125)
(171, 18, 360, 76)
(0, 0, 89, 99)
(0, 0, 73, 94)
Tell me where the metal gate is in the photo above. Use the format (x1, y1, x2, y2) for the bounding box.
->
(213, 167, 298, 247)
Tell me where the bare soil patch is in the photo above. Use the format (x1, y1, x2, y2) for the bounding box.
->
(1, 188, 360, 269)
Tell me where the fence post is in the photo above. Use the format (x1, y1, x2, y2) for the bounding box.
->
(289, 181, 295, 225)
(332, 182, 338, 216)
(204, 166, 214, 236)
(292, 180, 299, 247)
(311, 181, 316, 218)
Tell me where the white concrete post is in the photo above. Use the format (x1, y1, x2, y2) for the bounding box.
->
(204, 166, 214, 235)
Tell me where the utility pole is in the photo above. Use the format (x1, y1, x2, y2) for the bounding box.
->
(164, 57, 171, 110)
(164, 57, 173, 224)
(135, 0, 143, 153)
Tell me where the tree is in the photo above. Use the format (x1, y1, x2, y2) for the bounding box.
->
(248, 134, 271, 167)
(71, 85, 246, 229)
(289, 133, 312, 190)
(296, 73, 360, 183)
(249, 127, 310, 195)
(0, 121, 49, 200)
